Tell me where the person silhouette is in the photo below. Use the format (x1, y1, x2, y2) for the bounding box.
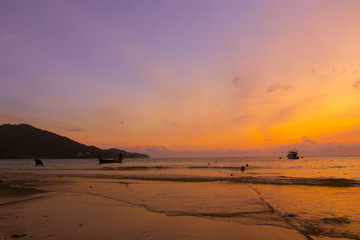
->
(34, 158, 43, 166)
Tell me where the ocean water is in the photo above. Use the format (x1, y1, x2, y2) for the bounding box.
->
(1, 157, 359, 239)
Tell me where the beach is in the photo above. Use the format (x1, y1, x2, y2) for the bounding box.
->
(0, 157, 359, 240)
(0, 173, 308, 240)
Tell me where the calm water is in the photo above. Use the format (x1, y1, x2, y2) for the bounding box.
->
(1, 157, 359, 239)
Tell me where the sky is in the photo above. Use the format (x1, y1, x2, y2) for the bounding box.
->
(1, 0, 360, 157)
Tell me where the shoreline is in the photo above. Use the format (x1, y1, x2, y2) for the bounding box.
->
(0, 192, 307, 240)
(0, 173, 311, 240)
(0, 171, 354, 240)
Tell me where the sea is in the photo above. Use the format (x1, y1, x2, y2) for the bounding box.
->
(1, 156, 359, 240)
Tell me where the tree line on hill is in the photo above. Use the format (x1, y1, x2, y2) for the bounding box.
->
(0, 124, 149, 159)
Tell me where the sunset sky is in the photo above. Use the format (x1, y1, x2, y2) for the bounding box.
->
(1, 0, 360, 157)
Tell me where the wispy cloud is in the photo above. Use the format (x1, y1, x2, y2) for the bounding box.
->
(232, 76, 241, 86)
(267, 83, 290, 92)
(69, 128, 84, 132)
(302, 136, 316, 145)
(267, 83, 290, 93)
(353, 80, 360, 89)
(128, 142, 360, 158)
(169, 121, 179, 128)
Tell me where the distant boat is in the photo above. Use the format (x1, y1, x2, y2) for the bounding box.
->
(98, 153, 123, 164)
(287, 150, 299, 159)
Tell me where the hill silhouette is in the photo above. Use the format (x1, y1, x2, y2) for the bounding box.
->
(0, 124, 149, 159)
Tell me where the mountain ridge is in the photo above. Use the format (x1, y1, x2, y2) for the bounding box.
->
(0, 123, 149, 159)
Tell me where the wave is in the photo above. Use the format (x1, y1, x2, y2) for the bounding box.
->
(94, 174, 360, 187)
(154, 209, 271, 217)
(321, 217, 351, 224)
(236, 176, 360, 187)
(103, 165, 250, 171)
(103, 166, 169, 171)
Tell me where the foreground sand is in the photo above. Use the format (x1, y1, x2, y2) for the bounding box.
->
(0, 173, 310, 240)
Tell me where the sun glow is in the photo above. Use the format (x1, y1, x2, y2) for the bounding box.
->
(2, 0, 360, 157)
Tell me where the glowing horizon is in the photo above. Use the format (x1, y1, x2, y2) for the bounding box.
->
(1, 0, 360, 157)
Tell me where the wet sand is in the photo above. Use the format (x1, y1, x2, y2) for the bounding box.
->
(0, 173, 309, 240)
